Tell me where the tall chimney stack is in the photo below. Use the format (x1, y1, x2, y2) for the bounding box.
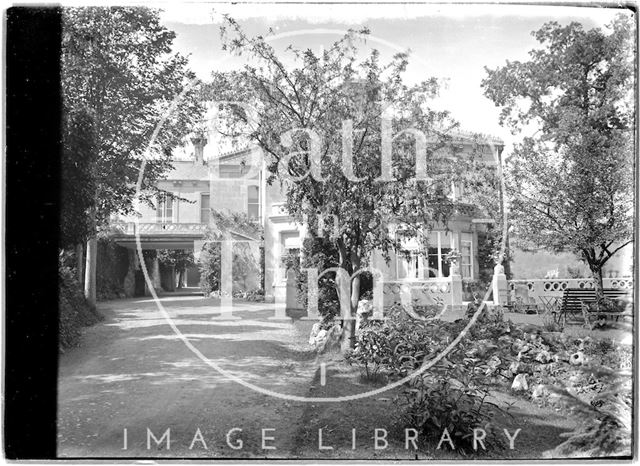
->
(191, 136, 207, 164)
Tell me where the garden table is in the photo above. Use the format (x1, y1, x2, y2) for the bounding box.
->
(539, 295, 561, 320)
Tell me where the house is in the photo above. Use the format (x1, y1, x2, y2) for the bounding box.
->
(112, 132, 505, 308)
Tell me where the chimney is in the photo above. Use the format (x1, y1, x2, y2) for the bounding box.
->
(191, 136, 207, 164)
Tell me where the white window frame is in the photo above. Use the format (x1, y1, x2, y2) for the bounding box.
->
(247, 184, 261, 220)
(199, 192, 210, 224)
(156, 193, 175, 224)
(460, 232, 474, 279)
(396, 230, 460, 280)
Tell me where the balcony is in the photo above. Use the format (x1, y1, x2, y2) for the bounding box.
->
(111, 222, 209, 250)
(112, 222, 208, 236)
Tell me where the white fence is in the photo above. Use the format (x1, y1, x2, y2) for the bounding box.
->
(508, 278, 633, 302)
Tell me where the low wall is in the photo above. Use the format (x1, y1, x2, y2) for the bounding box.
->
(383, 279, 458, 307)
(507, 278, 633, 302)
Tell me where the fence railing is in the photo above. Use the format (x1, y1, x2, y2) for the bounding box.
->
(508, 278, 633, 302)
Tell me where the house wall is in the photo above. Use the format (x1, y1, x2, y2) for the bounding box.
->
(263, 181, 302, 302)
(135, 180, 211, 224)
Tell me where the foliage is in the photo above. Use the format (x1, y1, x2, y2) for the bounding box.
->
(347, 307, 506, 451)
(204, 20, 493, 349)
(482, 15, 635, 298)
(566, 265, 586, 279)
(477, 227, 512, 281)
(198, 242, 221, 296)
(197, 210, 263, 295)
(60, 107, 96, 248)
(157, 249, 195, 271)
(59, 256, 103, 350)
(294, 236, 341, 320)
(348, 297, 632, 455)
(541, 314, 563, 332)
(584, 298, 626, 329)
(245, 289, 265, 302)
(443, 248, 461, 265)
(462, 279, 491, 302)
(61, 6, 204, 232)
(544, 364, 631, 457)
(95, 237, 129, 300)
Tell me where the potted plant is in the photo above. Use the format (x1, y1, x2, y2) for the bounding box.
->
(444, 249, 462, 275)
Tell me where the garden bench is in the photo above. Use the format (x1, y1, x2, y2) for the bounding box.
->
(556, 288, 632, 328)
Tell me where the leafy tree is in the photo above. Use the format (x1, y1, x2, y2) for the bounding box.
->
(62, 7, 204, 306)
(157, 249, 195, 288)
(61, 107, 96, 249)
(482, 15, 634, 299)
(206, 20, 481, 349)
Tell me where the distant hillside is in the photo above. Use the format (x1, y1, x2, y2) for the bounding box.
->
(511, 245, 633, 280)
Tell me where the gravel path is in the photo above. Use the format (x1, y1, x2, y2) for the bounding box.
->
(57, 291, 318, 458)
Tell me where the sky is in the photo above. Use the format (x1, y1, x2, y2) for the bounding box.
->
(156, 2, 630, 153)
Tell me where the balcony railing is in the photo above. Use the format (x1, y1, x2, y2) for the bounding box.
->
(112, 222, 208, 236)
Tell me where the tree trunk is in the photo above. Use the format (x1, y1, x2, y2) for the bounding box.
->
(584, 248, 604, 301)
(177, 269, 184, 289)
(84, 236, 97, 308)
(590, 263, 604, 301)
(76, 242, 84, 284)
(341, 253, 361, 352)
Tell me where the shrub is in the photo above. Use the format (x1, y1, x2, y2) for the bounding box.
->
(542, 313, 563, 332)
(399, 368, 503, 452)
(293, 237, 340, 319)
(59, 262, 102, 350)
(198, 241, 261, 296)
(197, 211, 263, 296)
(198, 242, 221, 296)
(96, 237, 128, 300)
(545, 364, 631, 457)
(347, 306, 506, 451)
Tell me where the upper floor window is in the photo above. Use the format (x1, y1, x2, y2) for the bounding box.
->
(156, 193, 174, 223)
(248, 185, 260, 220)
(460, 232, 473, 278)
(200, 193, 210, 224)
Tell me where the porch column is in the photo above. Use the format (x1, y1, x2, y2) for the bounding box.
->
(123, 249, 138, 298)
(151, 255, 162, 289)
(270, 269, 291, 321)
(212, 238, 240, 320)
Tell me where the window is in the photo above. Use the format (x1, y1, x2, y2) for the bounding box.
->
(398, 230, 457, 279)
(426, 246, 451, 277)
(427, 248, 438, 278)
(398, 250, 421, 280)
(248, 185, 260, 219)
(156, 193, 174, 223)
(200, 193, 210, 224)
(460, 232, 473, 278)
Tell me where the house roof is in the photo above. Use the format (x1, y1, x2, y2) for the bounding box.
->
(166, 128, 503, 177)
(216, 146, 256, 163)
(162, 160, 210, 181)
(446, 130, 504, 147)
(210, 130, 504, 163)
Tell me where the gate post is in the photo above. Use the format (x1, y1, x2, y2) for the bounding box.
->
(492, 263, 509, 306)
